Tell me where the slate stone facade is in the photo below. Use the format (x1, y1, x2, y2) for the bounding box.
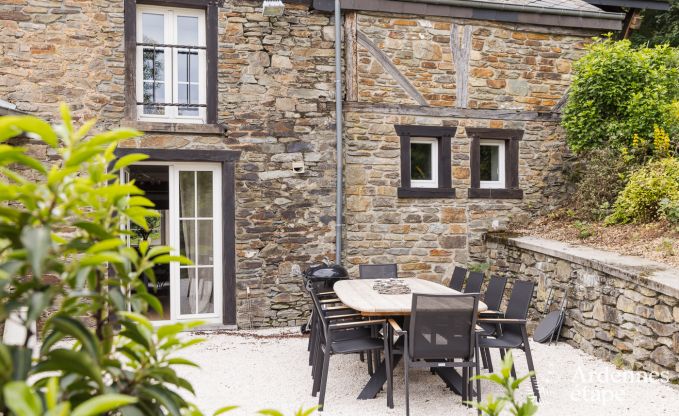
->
(1, 0, 606, 327)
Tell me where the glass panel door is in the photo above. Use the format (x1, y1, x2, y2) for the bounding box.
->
(170, 164, 221, 321)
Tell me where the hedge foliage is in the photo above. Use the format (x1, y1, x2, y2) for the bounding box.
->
(562, 37, 679, 154)
(606, 157, 679, 224)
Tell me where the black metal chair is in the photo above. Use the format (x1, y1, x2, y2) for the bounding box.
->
(309, 288, 386, 411)
(482, 276, 508, 313)
(463, 271, 484, 294)
(478, 276, 508, 370)
(478, 280, 540, 401)
(359, 263, 398, 279)
(386, 294, 481, 416)
(448, 266, 467, 291)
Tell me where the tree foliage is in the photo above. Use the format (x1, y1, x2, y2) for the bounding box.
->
(631, 0, 679, 48)
(562, 37, 679, 153)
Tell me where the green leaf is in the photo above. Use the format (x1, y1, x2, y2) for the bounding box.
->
(258, 410, 285, 416)
(166, 357, 200, 367)
(33, 349, 103, 388)
(138, 385, 182, 416)
(3, 381, 43, 416)
(113, 153, 149, 171)
(213, 406, 239, 415)
(74, 221, 112, 239)
(20, 226, 51, 277)
(46, 403, 71, 416)
(0, 116, 58, 147)
(79, 252, 125, 266)
(46, 377, 59, 410)
(48, 315, 101, 362)
(71, 394, 138, 416)
(86, 238, 124, 254)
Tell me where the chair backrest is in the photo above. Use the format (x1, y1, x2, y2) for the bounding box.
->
(448, 266, 467, 291)
(359, 263, 398, 279)
(463, 271, 484, 294)
(503, 280, 535, 335)
(483, 276, 508, 311)
(408, 294, 479, 361)
(309, 287, 330, 342)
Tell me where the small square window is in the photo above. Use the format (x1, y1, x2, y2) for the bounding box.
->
(410, 138, 439, 188)
(479, 139, 505, 189)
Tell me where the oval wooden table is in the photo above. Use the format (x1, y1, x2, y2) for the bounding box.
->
(333, 278, 488, 400)
(334, 278, 488, 316)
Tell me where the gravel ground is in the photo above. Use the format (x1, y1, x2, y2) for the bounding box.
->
(177, 328, 679, 416)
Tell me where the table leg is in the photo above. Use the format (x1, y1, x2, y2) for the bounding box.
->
(358, 332, 404, 400)
(435, 367, 475, 397)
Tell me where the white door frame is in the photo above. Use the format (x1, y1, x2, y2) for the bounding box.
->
(126, 161, 223, 325)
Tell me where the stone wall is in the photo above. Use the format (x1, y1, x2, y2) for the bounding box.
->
(355, 13, 592, 110)
(482, 235, 679, 381)
(344, 115, 570, 279)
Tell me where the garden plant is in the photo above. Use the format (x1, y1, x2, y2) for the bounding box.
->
(0, 107, 314, 416)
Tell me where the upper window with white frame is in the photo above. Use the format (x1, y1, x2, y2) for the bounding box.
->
(136, 5, 206, 123)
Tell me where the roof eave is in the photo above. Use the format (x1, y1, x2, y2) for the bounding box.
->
(313, 0, 624, 31)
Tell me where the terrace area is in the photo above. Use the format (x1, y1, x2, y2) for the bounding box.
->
(178, 328, 679, 415)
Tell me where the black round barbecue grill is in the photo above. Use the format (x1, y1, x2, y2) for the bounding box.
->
(300, 263, 349, 333)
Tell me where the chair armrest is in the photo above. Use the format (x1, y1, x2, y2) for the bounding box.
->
(326, 313, 362, 321)
(317, 291, 337, 299)
(329, 319, 385, 330)
(477, 318, 527, 325)
(479, 309, 503, 316)
(388, 319, 405, 335)
(324, 305, 353, 311)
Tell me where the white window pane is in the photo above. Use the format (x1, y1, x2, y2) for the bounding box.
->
(142, 13, 164, 43)
(178, 84, 199, 116)
(180, 268, 196, 315)
(177, 15, 199, 46)
(143, 49, 165, 81)
(196, 268, 214, 314)
(143, 81, 165, 114)
(480, 145, 500, 181)
(177, 51, 198, 83)
(410, 142, 433, 180)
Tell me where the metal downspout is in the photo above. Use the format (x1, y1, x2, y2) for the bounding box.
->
(334, 0, 343, 264)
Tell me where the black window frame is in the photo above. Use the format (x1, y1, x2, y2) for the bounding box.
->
(395, 125, 457, 199)
(124, 0, 220, 125)
(467, 128, 523, 199)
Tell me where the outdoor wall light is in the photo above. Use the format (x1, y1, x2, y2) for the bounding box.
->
(292, 161, 305, 174)
(262, 0, 285, 16)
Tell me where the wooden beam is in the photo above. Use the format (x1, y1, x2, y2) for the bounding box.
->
(356, 30, 429, 106)
(619, 8, 641, 40)
(343, 102, 561, 121)
(344, 12, 358, 102)
(451, 24, 472, 109)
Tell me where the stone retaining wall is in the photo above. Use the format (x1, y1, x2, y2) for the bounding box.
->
(481, 234, 679, 381)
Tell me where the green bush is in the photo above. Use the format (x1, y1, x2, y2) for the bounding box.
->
(568, 149, 629, 220)
(562, 37, 679, 154)
(659, 198, 679, 225)
(607, 158, 679, 224)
